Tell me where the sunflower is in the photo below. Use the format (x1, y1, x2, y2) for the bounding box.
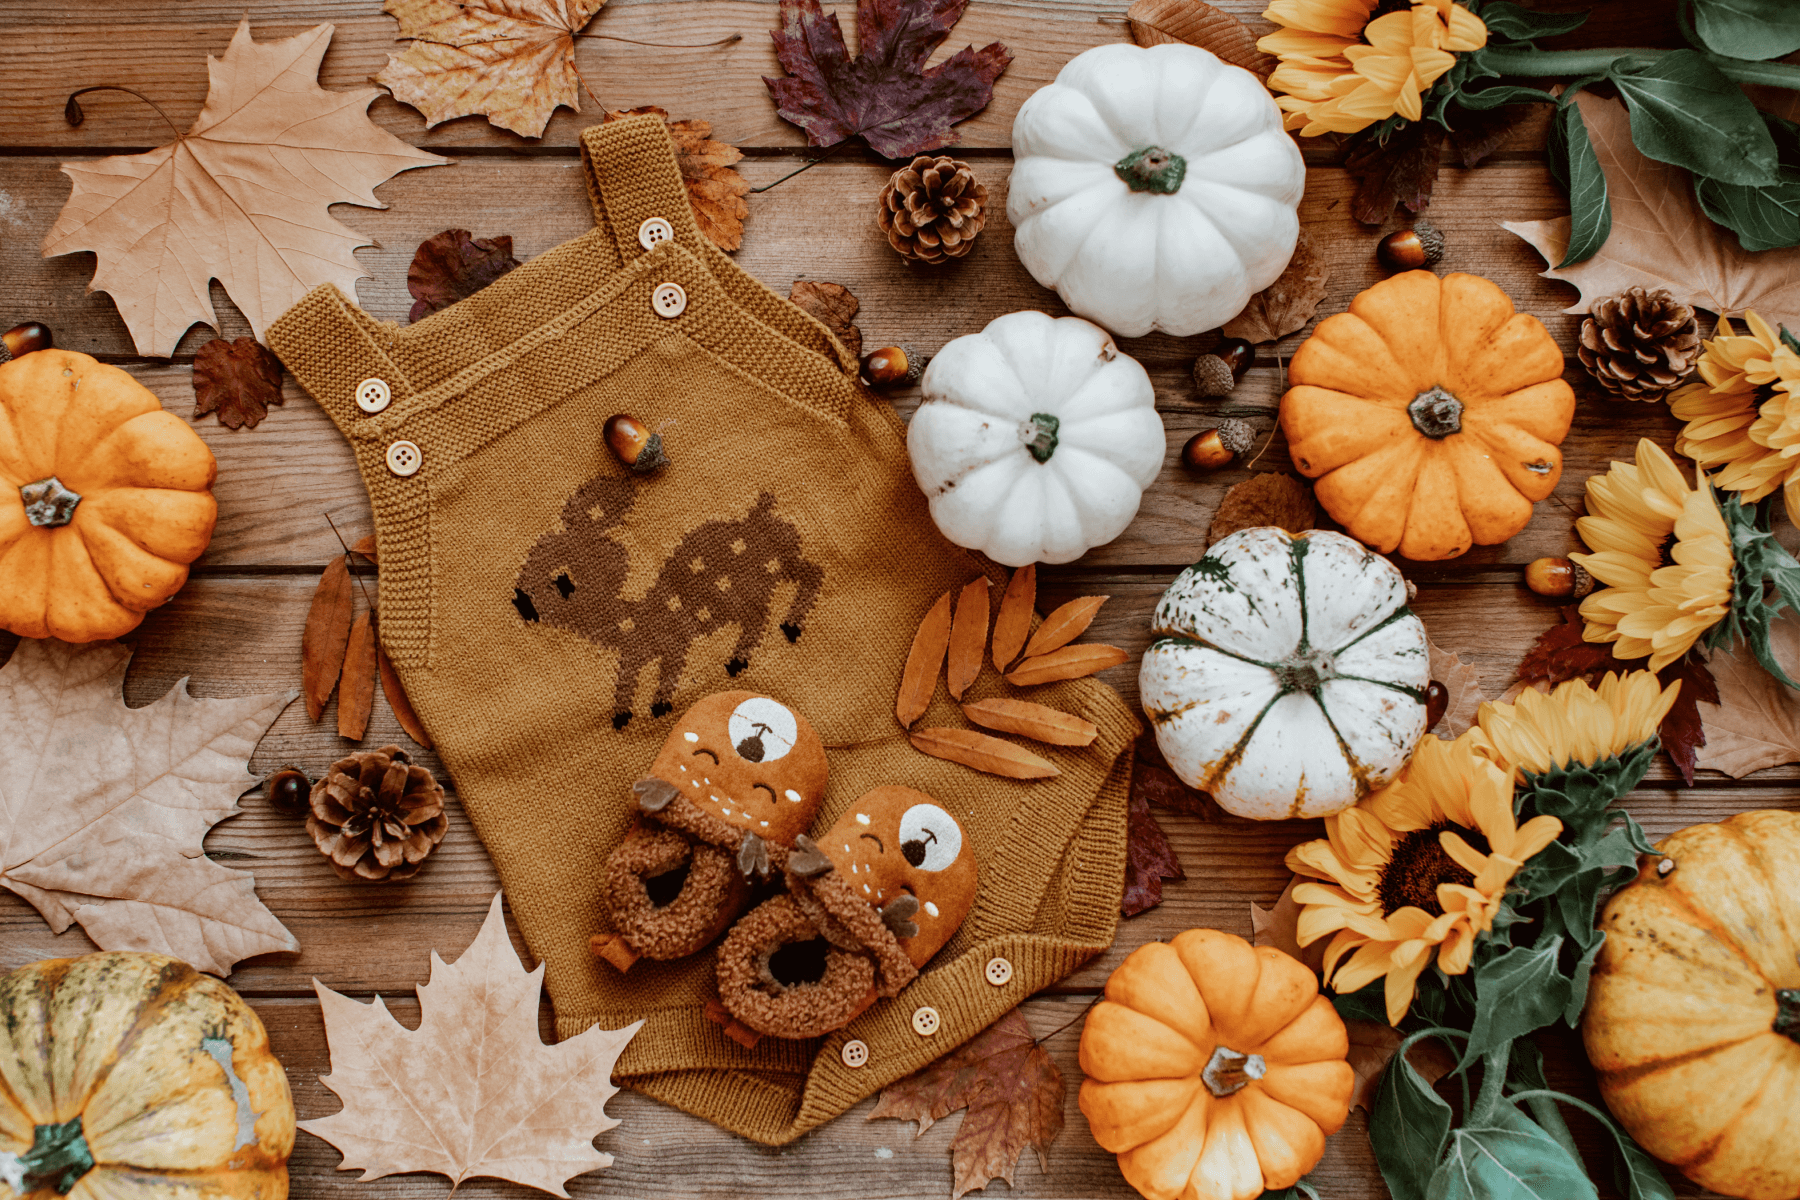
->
(1286, 733, 1563, 1024)
(1260, 0, 1488, 136)
(1473, 671, 1680, 780)
(1569, 439, 1733, 672)
(1672, 312, 1800, 526)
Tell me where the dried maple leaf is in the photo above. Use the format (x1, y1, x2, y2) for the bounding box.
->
(1504, 91, 1800, 330)
(376, 0, 604, 139)
(1426, 639, 1486, 738)
(605, 107, 752, 252)
(1697, 613, 1800, 777)
(1515, 605, 1620, 687)
(304, 893, 640, 1194)
(1207, 472, 1317, 546)
(1344, 1019, 1455, 1113)
(868, 1008, 1064, 1200)
(1123, 785, 1185, 917)
(407, 229, 521, 322)
(1130, 732, 1226, 821)
(41, 20, 445, 357)
(0, 639, 298, 975)
(764, 0, 1012, 159)
(192, 336, 285, 430)
(1343, 118, 1445, 226)
(1657, 652, 1717, 785)
(1220, 228, 1331, 343)
(788, 280, 863, 360)
(1250, 877, 1324, 971)
(1123, 0, 1275, 78)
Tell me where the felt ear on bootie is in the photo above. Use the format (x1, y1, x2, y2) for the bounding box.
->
(711, 785, 979, 1043)
(591, 692, 827, 972)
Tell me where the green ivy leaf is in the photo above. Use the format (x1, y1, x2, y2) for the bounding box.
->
(1477, 1, 1589, 41)
(1691, 0, 1800, 60)
(1550, 101, 1611, 266)
(1371, 1029, 1458, 1200)
(1609, 50, 1780, 187)
(1462, 939, 1572, 1067)
(1428, 1103, 1599, 1200)
(1696, 114, 1800, 252)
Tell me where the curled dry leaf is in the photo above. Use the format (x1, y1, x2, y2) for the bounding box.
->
(1022, 595, 1108, 660)
(351, 534, 378, 562)
(407, 229, 521, 322)
(1221, 227, 1330, 344)
(1426, 639, 1486, 738)
(303, 555, 354, 722)
(961, 697, 1098, 746)
(1207, 473, 1316, 547)
(1344, 1020, 1456, 1113)
(192, 336, 284, 430)
(338, 611, 378, 741)
(1342, 119, 1444, 227)
(1123, 786, 1184, 917)
(897, 588, 955, 727)
(1697, 613, 1800, 777)
(378, 638, 433, 750)
(992, 562, 1036, 670)
(1006, 643, 1129, 686)
(788, 280, 863, 361)
(947, 575, 991, 701)
(909, 727, 1059, 779)
(1123, 0, 1275, 78)
(1657, 652, 1717, 786)
(605, 107, 751, 252)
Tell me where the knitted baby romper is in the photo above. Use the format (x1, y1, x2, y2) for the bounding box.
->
(267, 114, 1139, 1145)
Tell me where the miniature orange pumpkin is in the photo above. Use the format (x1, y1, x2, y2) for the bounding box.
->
(0, 350, 217, 641)
(1280, 271, 1574, 561)
(1583, 810, 1800, 1200)
(1079, 929, 1354, 1200)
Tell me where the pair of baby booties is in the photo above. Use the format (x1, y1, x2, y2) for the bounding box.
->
(590, 690, 979, 1046)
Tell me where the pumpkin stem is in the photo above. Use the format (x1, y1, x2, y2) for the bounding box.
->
(1409, 387, 1463, 439)
(1113, 146, 1188, 195)
(19, 476, 81, 527)
(1201, 1046, 1267, 1097)
(1022, 412, 1061, 463)
(7, 1118, 94, 1195)
(1777, 989, 1800, 1043)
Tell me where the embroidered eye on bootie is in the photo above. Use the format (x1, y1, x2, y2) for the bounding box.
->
(708, 785, 978, 1045)
(591, 691, 827, 972)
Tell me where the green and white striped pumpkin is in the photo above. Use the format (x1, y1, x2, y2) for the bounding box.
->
(1139, 527, 1429, 820)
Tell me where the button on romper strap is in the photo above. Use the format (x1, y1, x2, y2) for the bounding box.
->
(580, 114, 705, 263)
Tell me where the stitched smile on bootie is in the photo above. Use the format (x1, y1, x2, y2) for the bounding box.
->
(591, 691, 827, 972)
(709, 785, 979, 1045)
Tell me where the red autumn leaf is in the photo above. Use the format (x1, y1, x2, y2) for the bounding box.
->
(868, 1008, 1064, 1200)
(1343, 119, 1445, 226)
(764, 0, 1012, 160)
(1130, 732, 1227, 821)
(1123, 785, 1185, 917)
(1515, 605, 1621, 687)
(407, 229, 521, 322)
(192, 337, 284, 430)
(1657, 652, 1717, 785)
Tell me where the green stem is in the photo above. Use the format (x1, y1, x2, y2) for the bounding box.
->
(1522, 1093, 1582, 1162)
(1478, 45, 1800, 90)
(1472, 1042, 1512, 1124)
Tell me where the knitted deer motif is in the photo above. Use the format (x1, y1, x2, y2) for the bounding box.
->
(513, 477, 823, 729)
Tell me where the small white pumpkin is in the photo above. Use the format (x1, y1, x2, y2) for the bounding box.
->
(1008, 42, 1307, 338)
(1140, 527, 1428, 819)
(907, 310, 1165, 567)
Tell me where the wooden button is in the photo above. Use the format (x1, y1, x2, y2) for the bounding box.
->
(652, 282, 688, 319)
(355, 377, 392, 414)
(911, 1006, 941, 1037)
(385, 441, 422, 477)
(638, 217, 675, 250)
(984, 957, 1013, 987)
(840, 1039, 869, 1068)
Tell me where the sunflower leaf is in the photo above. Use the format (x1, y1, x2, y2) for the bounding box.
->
(1428, 1101, 1599, 1200)
(1370, 1029, 1459, 1200)
(1706, 490, 1800, 687)
(1461, 938, 1572, 1068)
(1502, 1089, 1676, 1200)
(1475, 1, 1588, 42)
(1609, 50, 1781, 188)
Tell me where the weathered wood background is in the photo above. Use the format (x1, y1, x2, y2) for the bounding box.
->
(0, 1, 1788, 1197)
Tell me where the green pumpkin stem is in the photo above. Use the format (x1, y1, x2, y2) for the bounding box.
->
(13, 1118, 95, 1195)
(1777, 988, 1800, 1043)
(1023, 412, 1061, 463)
(1113, 146, 1187, 195)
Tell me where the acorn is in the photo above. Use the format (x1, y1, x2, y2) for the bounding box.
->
(1525, 556, 1593, 599)
(0, 322, 53, 363)
(265, 767, 312, 817)
(860, 345, 925, 390)
(603, 413, 669, 473)
(1376, 220, 1445, 272)
(1424, 680, 1449, 730)
(1182, 418, 1258, 471)
(1192, 338, 1255, 397)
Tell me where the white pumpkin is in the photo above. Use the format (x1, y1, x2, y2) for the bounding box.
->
(1140, 527, 1428, 819)
(1008, 42, 1307, 338)
(908, 310, 1165, 567)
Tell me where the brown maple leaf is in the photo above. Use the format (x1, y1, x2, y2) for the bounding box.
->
(1343, 118, 1445, 226)
(303, 893, 641, 1194)
(1207, 472, 1317, 546)
(764, 0, 1012, 159)
(1130, 731, 1227, 821)
(0, 639, 298, 975)
(41, 20, 446, 357)
(192, 336, 285, 430)
(788, 280, 863, 359)
(1221, 227, 1331, 343)
(1249, 876, 1325, 972)
(604, 107, 752, 252)
(868, 1008, 1064, 1200)
(1426, 639, 1486, 738)
(1697, 612, 1800, 777)
(376, 0, 605, 139)
(1515, 605, 1621, 686)
(1123, 785, 1185, 917)
(407, 229, 522, 322)
(1505, 91, 1800, 330)
(1123, 0, 1275, 78)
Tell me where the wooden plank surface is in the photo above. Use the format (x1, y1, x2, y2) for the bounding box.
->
(1, 0, 1793, 1198)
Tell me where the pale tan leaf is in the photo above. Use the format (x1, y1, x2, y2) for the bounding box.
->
(41, 20, 446, 357)
(1005, 644, 1129, 685)
(1344, 1019, 1456, 1113)
(1248, 876, 1324, 972)
(1221, 227, 1331, 344)
(377, 0, 606, 139)
(1023, 595, 1108, 659)
(606, 107, 751, 252)
(1124, 0, 1275, 78)
(909, 728, 1060, 779)
(1207, 473, 1316, 546)
(961, 698, 1098, 746)
(947, 576, 991, 701)
(1428, 639, 1487, 738)
(1503, 91, 1800, 330)
(992, 563, 1037, 670)
(303, 893, 641, 1193)
(303, 556, 354, 722)
(897, 589, 954, 727)
(338, 611, 377, 741)
(1696, 613, 1800, 777)
(0, 640, 298, 975)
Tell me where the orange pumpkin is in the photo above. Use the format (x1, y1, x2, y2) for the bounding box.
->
(0, 350, 217, 642)
(1280, 271, 1574, 561)
(1079, 929, 1354, 1200)
(1583, 810, 1800, 1200)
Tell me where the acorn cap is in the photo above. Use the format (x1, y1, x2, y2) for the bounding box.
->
(1414, 219, 1445, 265)
(1216, 418, 1258, 457)
(1192, 354, 1237, 397)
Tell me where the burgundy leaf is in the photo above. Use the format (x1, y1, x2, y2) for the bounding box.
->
(407, 229, 521, 323)
(1343, 119, 1445, 226)
(1515, 605, 1622, 687)
(1131, 732, 1227, 821)
(1657, 652, 1718, 785)
(192, 336, 284, 430)
(1123, 784, 1185, 917)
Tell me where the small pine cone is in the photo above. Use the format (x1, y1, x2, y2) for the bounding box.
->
(1577, 287, 1701, 400)
(308, 746, 448, 882)
(877, 156, 987, 264)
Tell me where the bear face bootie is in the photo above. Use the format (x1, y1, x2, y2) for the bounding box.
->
(592, 691, 827, 971)
(710, 785, 978, 1043)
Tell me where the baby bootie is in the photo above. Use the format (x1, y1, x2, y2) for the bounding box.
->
(710, 785, 979, 1045)
(591, 691, 827, 972)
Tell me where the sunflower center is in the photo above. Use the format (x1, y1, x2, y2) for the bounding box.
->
(1656, 531, 1678, 569)
(1378, 822, 1490, 917)
(1365, 0, 1413, 30)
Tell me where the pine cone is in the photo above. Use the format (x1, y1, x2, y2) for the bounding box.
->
(877, 156, 987, 264)
(307, 746, 448, 882)
(1577, 287, 1701, 400)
